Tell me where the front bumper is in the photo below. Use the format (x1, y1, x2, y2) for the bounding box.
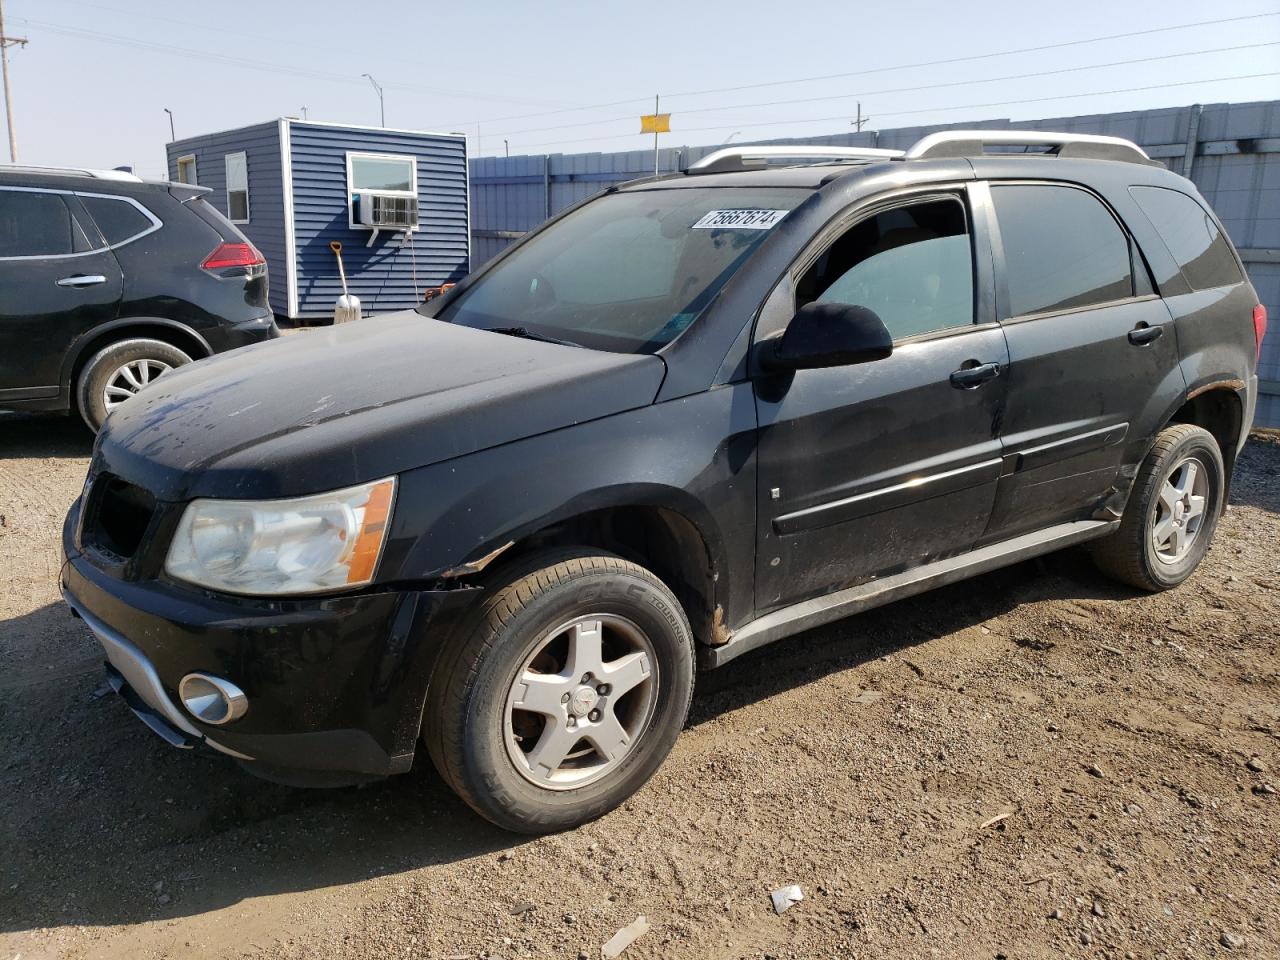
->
(61, 506, 478, 780)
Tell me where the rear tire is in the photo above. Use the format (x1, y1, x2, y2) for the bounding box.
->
(1091, 424, 1225, 591)
(423, 550, 695, 834)
(77, 338, 191, 431)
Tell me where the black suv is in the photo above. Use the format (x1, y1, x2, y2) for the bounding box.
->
(61, 132, 1265, 833)
(0, 165, 276, 430)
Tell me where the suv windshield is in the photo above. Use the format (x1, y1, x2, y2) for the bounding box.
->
(432, 186, 811, 352)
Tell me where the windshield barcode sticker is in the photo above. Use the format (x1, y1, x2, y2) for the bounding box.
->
(692, 209, 790, 230)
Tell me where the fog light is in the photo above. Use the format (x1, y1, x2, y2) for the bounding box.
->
(179, 673, 248, 725)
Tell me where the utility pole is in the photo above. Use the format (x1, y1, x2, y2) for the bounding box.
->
(653, 94, 660, 176)
(300, 105, 308, 120)
(852, 102, 869, 132)
(0, 0, 29, 163)
(362, 73, 384, 127)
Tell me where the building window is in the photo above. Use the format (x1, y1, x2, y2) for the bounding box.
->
(176, 154, 197, 185)
(346, 152, 416, 227)
(225, 152, 249, 223)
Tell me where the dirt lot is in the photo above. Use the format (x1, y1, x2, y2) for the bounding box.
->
(1, 413, 1277, 960)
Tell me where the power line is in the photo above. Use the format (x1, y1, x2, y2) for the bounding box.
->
(441, 11, 1280, 130)
(9, 15, 574, 109)
(491, 40, 1277, 141)
(513, 72, 1280, 151)
(660, 11, 1280, 99)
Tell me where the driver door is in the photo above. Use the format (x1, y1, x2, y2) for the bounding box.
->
(754, 188, 1009, 613)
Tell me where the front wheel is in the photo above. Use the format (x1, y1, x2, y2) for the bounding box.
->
(1091, 423, 1225, 591)
(422, 551, 694, 834)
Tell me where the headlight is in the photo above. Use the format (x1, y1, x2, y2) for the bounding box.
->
(165, 477, 395, 596)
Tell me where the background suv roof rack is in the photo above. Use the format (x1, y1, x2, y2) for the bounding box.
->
(687, 145, 905, 175)
(0, 163, 143, 182)
(904, 130, 1155, 166)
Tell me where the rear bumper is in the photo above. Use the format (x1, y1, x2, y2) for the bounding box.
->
(206, 311, 279, 353)
(61, 508, 478, 779)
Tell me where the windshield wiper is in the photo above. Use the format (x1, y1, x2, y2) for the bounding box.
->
(485, 326, 581, 347)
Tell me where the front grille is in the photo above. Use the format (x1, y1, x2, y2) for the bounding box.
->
(83, 474, 157, 561)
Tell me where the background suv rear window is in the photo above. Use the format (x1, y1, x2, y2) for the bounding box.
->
(1129, 186, 1242, 292)
(0, 190, 82, 258)
(991, 184, 1133, 317)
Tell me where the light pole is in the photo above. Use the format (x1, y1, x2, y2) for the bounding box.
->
(0, 0, 28, 163)
(503, 139, 509, 158)
(163, 107, 175, 142)
(721, 131, 741, 145)
(362, 73, 384, 127)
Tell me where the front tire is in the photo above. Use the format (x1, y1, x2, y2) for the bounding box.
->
(77, 338, 192, 431)
(423, 550, 695, 834)
(1091, 424, 1225, 591)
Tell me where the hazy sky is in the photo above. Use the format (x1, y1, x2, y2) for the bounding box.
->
(2, 0, 1278, 177)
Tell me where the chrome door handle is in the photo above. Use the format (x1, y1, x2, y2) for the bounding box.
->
(1128, 323, 1164, 345)
(56, 274, 107, 288)
(950, 361, 1002, 388)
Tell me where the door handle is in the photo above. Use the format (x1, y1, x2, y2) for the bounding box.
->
(950, 361, 1002, 388)
(1128, 323, 1164, 345)
(56, 274, 107, 288)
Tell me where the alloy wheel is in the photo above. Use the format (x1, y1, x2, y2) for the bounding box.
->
(503, 614, 659, 791)
(103, 358, 174, 411)
(1152, 454, 1209, 564)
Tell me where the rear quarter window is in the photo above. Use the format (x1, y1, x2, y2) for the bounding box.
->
(79, 195, 156, 246)
(1129, 186, 1242, 292)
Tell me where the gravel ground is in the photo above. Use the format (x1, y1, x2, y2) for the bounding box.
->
(1, 413, 1277, 960)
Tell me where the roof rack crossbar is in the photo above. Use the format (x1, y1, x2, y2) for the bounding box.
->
(687, 145, 904, 175)
(0, 163, 143, 181)
(904, 130, 1154, 166)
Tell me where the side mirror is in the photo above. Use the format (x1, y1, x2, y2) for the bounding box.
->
(761, 301, 893, 371)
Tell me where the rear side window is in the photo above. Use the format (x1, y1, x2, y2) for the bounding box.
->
(992, 184, 1133, 317)
(79, 195, 155, 246)
(1130, 186, 1242, 291)
(798, 197, 974, 339)
(0, 190, 86, 257)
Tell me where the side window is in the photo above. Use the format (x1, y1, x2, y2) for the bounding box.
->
(0, 190, 83, 258)
(991, 184, 1133, 317)
(796, 197, 974, 340)
(225, 152, 249, 222)
(1129, 186, 1242, 291)
(79, 195, 154, 246)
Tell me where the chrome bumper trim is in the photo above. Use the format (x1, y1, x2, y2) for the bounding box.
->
(66, 596, 253, 760)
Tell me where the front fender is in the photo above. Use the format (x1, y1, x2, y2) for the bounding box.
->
(379, 383, 760, 629)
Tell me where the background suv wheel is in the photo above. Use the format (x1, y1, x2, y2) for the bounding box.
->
(77, 338, 192, 431)
(423, 550, 695, 834)
(1091, 424, 1226, 591)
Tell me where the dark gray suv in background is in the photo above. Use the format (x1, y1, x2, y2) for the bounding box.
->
(62, 131, 1264, 833)
(0, 165, 277, 430)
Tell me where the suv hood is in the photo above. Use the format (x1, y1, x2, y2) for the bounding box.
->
(96, 312, 666, 500)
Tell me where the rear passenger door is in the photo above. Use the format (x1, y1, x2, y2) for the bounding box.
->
(980, 181, 1184, 543)
(0, 187, 123, 396)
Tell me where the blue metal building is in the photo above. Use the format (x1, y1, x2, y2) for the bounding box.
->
(165, 119, 469, 321)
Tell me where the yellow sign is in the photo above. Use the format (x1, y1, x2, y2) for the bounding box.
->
(640, 113, 671, 134)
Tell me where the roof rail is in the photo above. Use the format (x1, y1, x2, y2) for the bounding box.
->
(687, 145, 904, 175)
(904, 130, 1154, 166)
(0, 163, 144, 181)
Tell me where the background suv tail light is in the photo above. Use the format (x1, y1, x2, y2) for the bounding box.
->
(201, 241, 265, 273)
(1254, 304, 1268, 364)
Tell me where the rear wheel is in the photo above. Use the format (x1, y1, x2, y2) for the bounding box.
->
(77, 338, 191, 431)
(1091, 424, 1225, 591)
(423, 550, 694, 834)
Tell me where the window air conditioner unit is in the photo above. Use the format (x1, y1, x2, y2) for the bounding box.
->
(354, 191, 418, 229)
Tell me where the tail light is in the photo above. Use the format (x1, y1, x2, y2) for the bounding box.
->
(1253, 303, 1268, 364)
(201, 241, 265, 272)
